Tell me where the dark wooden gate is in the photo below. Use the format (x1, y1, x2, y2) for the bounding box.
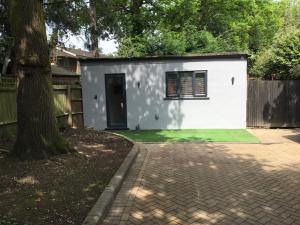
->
(247, 80, 300, 128)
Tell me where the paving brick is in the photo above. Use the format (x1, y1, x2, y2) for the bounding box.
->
(102, 140, 300, 225)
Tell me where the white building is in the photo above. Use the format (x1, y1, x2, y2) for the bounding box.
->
(80, 53, 247, 130)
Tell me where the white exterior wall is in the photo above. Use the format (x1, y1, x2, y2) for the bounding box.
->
(81, 58, 247, 130)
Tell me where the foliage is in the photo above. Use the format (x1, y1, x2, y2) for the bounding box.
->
(268, 27, 300, 79)
(290, 64, 300, 77)
(0, 215, 32, 225)
(1, 0, 299, 79)
(183, 28, 229, 53)
(284, 0, 300, 28)
(0, 215, 18, 225)
(112, 0, 157, 38)
(117, 36, 148, 57)
(250, 0, 300, 79)
(114, 0, 299, 79)
(45, 0, 121, 52)
(117, 28, 232, 57)
(0, 0, 8, 37)
(250, 48, 274, 78)
(115, 0, 284, 57)
(45, 0, 87, 35)
(117, 31, 187, 57)
(44, 0, 88, 48)
(251, 27, 300, 79)
(0, 0, 9, 63)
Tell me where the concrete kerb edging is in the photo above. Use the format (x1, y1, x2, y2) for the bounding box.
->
(82, 132, 140, 225)
(101, 130, 136, 144)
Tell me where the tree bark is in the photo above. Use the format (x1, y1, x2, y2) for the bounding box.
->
(9, 0, 71, 160)
(131, 0, 144, 36)
(89, 0, 99, 56)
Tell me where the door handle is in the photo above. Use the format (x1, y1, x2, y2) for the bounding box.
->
(121, 102, 123, 108)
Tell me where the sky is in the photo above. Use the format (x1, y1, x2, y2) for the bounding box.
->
(66, 34, 118, 55)
(46, 26, 118, 55)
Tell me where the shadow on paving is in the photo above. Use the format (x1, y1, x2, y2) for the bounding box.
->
(112, 142, 300, 225)
(283, 129, 300, 144)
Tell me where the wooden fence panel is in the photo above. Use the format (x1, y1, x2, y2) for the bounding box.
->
(0, 85, 83, 138)
(0, 87, 17, 124)
(287, 81, 300, 127)
(70, 87, 82, 99)
(247, 80, 300, 128)
(53, 89, 69, 115)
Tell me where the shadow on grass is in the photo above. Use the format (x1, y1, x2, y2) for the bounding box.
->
(112, 142, 300, 224)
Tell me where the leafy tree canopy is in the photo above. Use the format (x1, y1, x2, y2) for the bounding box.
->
(251, 27, 300, 79)
(1, 0, 299, 79)
(251, 0, 300, 79)
(115, 0, 285, 57)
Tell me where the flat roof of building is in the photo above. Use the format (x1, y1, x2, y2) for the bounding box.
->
(80, 52, 248, 63)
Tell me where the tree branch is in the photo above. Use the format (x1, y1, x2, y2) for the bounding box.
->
(43, 0, 89, 6)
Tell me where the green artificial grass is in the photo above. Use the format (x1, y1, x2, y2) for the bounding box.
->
(114, 129, 260, 143)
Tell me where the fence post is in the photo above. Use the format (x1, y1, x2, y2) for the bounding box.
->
(67, 86, 73, 127)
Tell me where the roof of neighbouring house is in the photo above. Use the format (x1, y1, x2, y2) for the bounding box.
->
(51, 64, 79, 76)
(79, 52, 248, 63)
(53, 47, 105, 59)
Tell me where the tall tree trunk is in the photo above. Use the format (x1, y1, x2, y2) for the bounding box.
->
(49, 26, 59, 64)
(131, 0, 144, 36)
(89, 0, 99, 56)
(9, 0, 71, 160)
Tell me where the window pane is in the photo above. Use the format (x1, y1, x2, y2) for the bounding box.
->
(179, 72, 193, 96)
(166, 73, 178, 97)
(194, 72, 206, 96)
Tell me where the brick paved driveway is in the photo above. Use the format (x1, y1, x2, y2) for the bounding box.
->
(103, 130, 300, 225)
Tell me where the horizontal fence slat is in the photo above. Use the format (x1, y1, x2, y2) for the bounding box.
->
(0, 87, 17, 91)
(56, 113, 69, 117)
(71, 98, 83, 102)
(0, 120, 17, 126)
(72, 112, 83, 115)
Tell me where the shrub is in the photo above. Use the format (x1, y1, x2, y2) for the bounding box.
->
(251, 27, 300, 79)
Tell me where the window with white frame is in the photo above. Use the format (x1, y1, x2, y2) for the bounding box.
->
(166, 71, 207, 98)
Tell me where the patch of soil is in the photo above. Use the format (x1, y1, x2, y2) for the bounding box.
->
(0, 128, 133, 225)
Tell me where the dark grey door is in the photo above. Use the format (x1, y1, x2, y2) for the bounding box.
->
(105, 74, 127, 129)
